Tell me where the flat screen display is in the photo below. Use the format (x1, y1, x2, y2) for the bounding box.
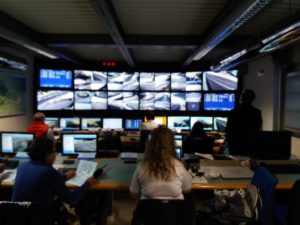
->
(102, 118, 123, 129)
(190, 116, 213, 131)
(204, 93, 235, 111)
(171, 73, 186, 91)
(155, 92, 170, 110)
(167, 116, 190, 130)
(1, 132, 34, 154)
(155, 73, 170, 91)
(140, 92, 155, 110)
(74, 70, 107, 90)
(213, 117, 228, 131)
(154, 116, 167, 126)
(81, 118, 102, 130)
(185, 72, 202, 91)
(124, 119, 142, 130)
(75, 91, 108, 110)
(39, 69, 72, 88)
(174, 134, 183, 158)
(60, 118, 80, 130)
(62, 133, 98, 155)
(203, 70, 238, 91)
(44, 117, 59, 128)
(37, 90, 74, 110)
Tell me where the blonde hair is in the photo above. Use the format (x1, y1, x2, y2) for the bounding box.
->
(141, 126, 177, 181)
(33, 112, 45, 121)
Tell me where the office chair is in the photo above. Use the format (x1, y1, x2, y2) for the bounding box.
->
(137, 130, 151, 153)
(0, 201, 56, 225)
(182, 136, 214, 154)
(272, 179, 300, 225)
(131, 196, 194, 225)
(251, 166, 278, 225)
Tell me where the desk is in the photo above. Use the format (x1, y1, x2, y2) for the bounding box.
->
(1, 158, 299, 190)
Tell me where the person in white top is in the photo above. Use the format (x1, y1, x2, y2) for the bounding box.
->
(130, 126, 192, 200)
(140, 111, 159, 131)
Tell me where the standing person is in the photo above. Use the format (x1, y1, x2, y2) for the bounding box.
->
(27, 112, 49, 138)
(140, 111, 158, 131)
(225, 89, 262, 155)
(12, 137, 97, 224)
(130, 126, 192, 225)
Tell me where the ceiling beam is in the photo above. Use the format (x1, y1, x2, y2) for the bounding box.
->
(0, 11, 79, 63)
(90, 0, 135, 67)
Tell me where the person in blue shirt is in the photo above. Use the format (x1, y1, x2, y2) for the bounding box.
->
(12, 137, 97, 224)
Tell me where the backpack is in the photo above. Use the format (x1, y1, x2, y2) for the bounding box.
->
(196, 184, 262, 225)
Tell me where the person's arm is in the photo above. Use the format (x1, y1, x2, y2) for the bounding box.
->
(129, 167, 141, 200)
(179, 163, 192, 194)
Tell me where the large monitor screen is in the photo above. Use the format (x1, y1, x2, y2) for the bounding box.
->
(1, 132, 34, 154)
(74, 70, 107, 90)
(185, 72, 202, 91)
(154, 116, 167, 126)
(213, 117, 228, 131)
(81, 118, 102, 130)
(102, 118, 123, 129)
(190, 116, 213, 131)
(44, 117, 59, 128)
(60, 118, 80, 130)
(167, 116, 190, 130)
(124, 119, 142, 130)
(203, 70, 238, 91)
(61, 133, 98, 155)
(37, 90, 74, 110)
(75, 91, 108, 110)
(39, 69, 72, 88)
(204, 93, 235, 111)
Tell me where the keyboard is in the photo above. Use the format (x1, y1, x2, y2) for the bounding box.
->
(261, 163, 300, 174)
(5, 160, 19, 169)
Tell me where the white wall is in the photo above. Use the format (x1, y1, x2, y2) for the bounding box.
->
(0, 48, 34, 132)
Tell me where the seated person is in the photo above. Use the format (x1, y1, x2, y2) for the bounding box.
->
(11, 138, 97, 224)
(183, 121, 215, 154)
(27, 112, 50, 138)
(140, 111, 158, 131)
(130, 126, 192, 225)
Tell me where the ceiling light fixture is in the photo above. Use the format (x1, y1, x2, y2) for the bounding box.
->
(189, 0, 271, 63)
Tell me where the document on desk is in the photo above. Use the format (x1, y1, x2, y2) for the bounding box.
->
(120, 152, 138, 160)
(194, 152, 214, 160)
(1, 169, 17, 182)
(66, 160, 97, 186)
(192, 176, 208, 184)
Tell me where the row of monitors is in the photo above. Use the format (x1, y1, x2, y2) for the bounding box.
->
(39, 69, 238, 91)
(0, 131, 183, 157)
(45, 116, 228, 131)
(37, 91, 235, 111)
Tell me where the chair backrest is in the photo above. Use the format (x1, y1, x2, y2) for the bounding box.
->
(138, 130, 152, 153)
(251, 166, 278, 225)
(288, 179, 300, 225)
(183, 136, 214, 154)
(132, 199, 187, 225)
(0, 201, 55, 225)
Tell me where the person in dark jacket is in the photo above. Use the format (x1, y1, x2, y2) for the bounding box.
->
(225, 89, 262, 155)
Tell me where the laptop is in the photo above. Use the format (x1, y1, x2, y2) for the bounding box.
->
(220, 166, 254, 179)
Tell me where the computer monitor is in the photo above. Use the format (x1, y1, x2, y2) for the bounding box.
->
(213, 117, 228, 131)
(174, 134, 184, 158)
(153, 116, 167, 126)
(59, 118, 80, 130)
(0, 132, 34, 154)
(81, 118, 102, 130)
(124, 119, 142, 130)
(190, 116, 213, 131)
(37, 90, 74, 110)
(168, 116, 190, 130)
(203, 93, 235, 111)
(39, 69, 72, 88)
(61, 133, 98, 155)
(44, 117, 59, 128)
(102, 118, 123, 129)
(74, 70, 107, 90)
(246, 131, 291, 160)
(203, 70, 238, 91)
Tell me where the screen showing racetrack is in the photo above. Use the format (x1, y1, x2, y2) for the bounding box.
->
(167, 116, 190, 130)
(60, 118, 80, 130)
(1, 132, 34, 153)
(62, 133, 98, 154)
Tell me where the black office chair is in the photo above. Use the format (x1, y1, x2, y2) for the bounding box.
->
(0, 201, 57, 225)
(131, 197, 194, 225)
(182, 136, 214, 154)
(137, 130, 151, 153)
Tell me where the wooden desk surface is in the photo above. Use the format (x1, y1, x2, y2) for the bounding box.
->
(1, 158, 299, 190)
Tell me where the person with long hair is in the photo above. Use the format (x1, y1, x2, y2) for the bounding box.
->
(130, 126, 191, 200)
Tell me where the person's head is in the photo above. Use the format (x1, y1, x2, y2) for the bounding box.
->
(142, 126, 176, 180)
(33, 112, 46, 122)
(145, 110, 155, 121)
(239, 89, 256, 105)
(190, 121, 206, 137)
(28, 138, 56, 165)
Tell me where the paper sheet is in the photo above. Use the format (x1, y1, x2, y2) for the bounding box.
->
(66, 160, 97, 186)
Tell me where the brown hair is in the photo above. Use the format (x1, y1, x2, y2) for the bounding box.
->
(33, 112, 46, 121)
(141, 126, 177, 181)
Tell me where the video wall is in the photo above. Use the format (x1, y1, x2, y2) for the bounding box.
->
(36, 69, 238, 112)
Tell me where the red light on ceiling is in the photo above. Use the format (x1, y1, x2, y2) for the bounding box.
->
(102, 61, 117, 67)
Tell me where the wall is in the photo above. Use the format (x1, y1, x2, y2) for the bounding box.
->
(0, 48, 34, 131)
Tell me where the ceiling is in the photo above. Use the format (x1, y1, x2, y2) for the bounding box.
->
(0, 0, 300, 71)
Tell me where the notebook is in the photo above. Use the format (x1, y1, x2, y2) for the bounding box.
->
(220, 166, 254, 179)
